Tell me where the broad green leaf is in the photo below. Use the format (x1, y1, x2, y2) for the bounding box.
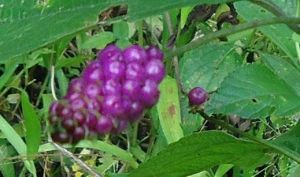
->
(81, 32, 115, 49)
(113, 21, 129, 39)
(235, 1, 298, 65)
(157, 76, 184, 144)
(127, 0, 239, 21)
(180, 42, 243, 92)
(21, 91, 41, 156)
(39, 139, 138, 168)
(271, 121, 300, 158)
(0, 0, 122, 61)
(205, 64, 300, 118)
(260, 53, 300, 96)
(129, 131, 270, 177)
(0, 115, 36, 176)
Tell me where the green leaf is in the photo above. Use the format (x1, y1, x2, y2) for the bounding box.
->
(180, 42, 243, 92)
(113, 21, 129, 39)
(56, 56, 85, 69)
(129, 131, 270, 177)
(260, 53, 300, 96)
(21, 91, 41, 156)
(205, 64, 300, 118)
(127, 0, 239, 21)
(81, 32, 115, 49)
(0, 60, 18, 90)
(0, 146, 16, 177)
(0, 115, 36, 176)
(39, 139, 138, 168)
(271, 121, 300, 158)
(180, 7, 193, 29)
(0, 0, 122, 61)
(157, 76, 184, 144)
(235, 1, 298, 65)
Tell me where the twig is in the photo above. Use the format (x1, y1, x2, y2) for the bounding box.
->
(52, 142, 103, 177)
(167, 17, 300, 58)
(50, 65, 58, 101)
(197, 111, 300, 164)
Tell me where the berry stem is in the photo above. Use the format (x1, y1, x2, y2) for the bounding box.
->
(167, 17, 300, 58)
(197, 110, 300, 164)
(52, 142, 103, 177)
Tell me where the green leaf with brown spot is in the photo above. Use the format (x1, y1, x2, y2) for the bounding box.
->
(157, 76, 184, 144)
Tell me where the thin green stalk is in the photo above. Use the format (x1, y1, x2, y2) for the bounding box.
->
(197, 111, 300, 164)
(251, 0, 300, 34)
(167, 17, 300, 58)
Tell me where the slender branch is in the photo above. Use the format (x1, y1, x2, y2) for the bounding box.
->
(52, 142, 103, 177)
(197, 111, 300, 164)
(50, 65, 58, 101)
(167, 17, 300, 58)
(251, 0, 300, 34)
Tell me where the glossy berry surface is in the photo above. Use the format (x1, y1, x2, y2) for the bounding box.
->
(49, 44, 165, 144)
(188, 87, 208, 106)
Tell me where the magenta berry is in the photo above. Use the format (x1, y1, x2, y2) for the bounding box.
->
(123, 45, 147, 64)
(49, 44, 165, 143)
(147, 46, 164, 61)
(188, 87, 208, 106)
(145, 59, 165, 83)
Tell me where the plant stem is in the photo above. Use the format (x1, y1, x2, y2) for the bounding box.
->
(167, 17, 300, 58)
(52, 142, 103, 177)
(197, 111, 300, 164)
(250, 0, 300, 34)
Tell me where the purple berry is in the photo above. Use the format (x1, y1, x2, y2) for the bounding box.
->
(128, 101, 144, 122)
(82, 61, 104, 84)
(67, 78, 84, 94)
(103, 60, 125, 80)
(72, 127, 85, 142)
(85, 83, 103, 98)
(51, 132, 69, 143)
(86, 112, 98, 131)
(69, 97, 86, 111)
(86, 98, 102, 112)
(146, 46, 164, 61)
(122, 80, 141, 99)
(96, 115, 113, 134)
(140, 79, 160, 107)
(49, 101, 60, 116)
(125, 62, 145, 82)
(62, 118, 75, 132)
(58, 106, 73, 119)
(102, 79, 122, 96)
(102, 95, 123, 117)
(188, 87, 208, 106)
(73, 111, 86, 124)
(145, 59, 165, 83)
(97, 44, 123, 62)
(123, 45, 147, 64)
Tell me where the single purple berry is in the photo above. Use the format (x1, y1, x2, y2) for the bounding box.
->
(123, 45, 147, 64)
(97, 44, 123, 63)
(69, 97, 86, 111)
(96, 115, 113, 134)
(72, 127, 85, 142)
(82, 61, 104, 84)
(86, 98, 102, 112)
(49, 115, 59, 124)
(67, 78, 84, 94)
(103, 60, 125, 80)
(102, 79, 122, 96)
(86, 112, 98, 131)
(140, 79, 160, 107)
(73, 111, 86, 124)
(51, 132, 69, 143)
(188, 87, 208, 106)
(85, 83, 103, 99)
(128, 101, 144, 122)
(146, 46, 164, 61)
(125, 62, 145, 82)
(122, 80, 142, 99)
(145, 59, 165, 83)
(58, 106, 73, 119)
(102, 95, 123, 117)
(62, 118, 76, 132)
(49, 101, 61, 116)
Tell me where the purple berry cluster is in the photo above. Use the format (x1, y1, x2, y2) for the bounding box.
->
(49, 44, 165, 143)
